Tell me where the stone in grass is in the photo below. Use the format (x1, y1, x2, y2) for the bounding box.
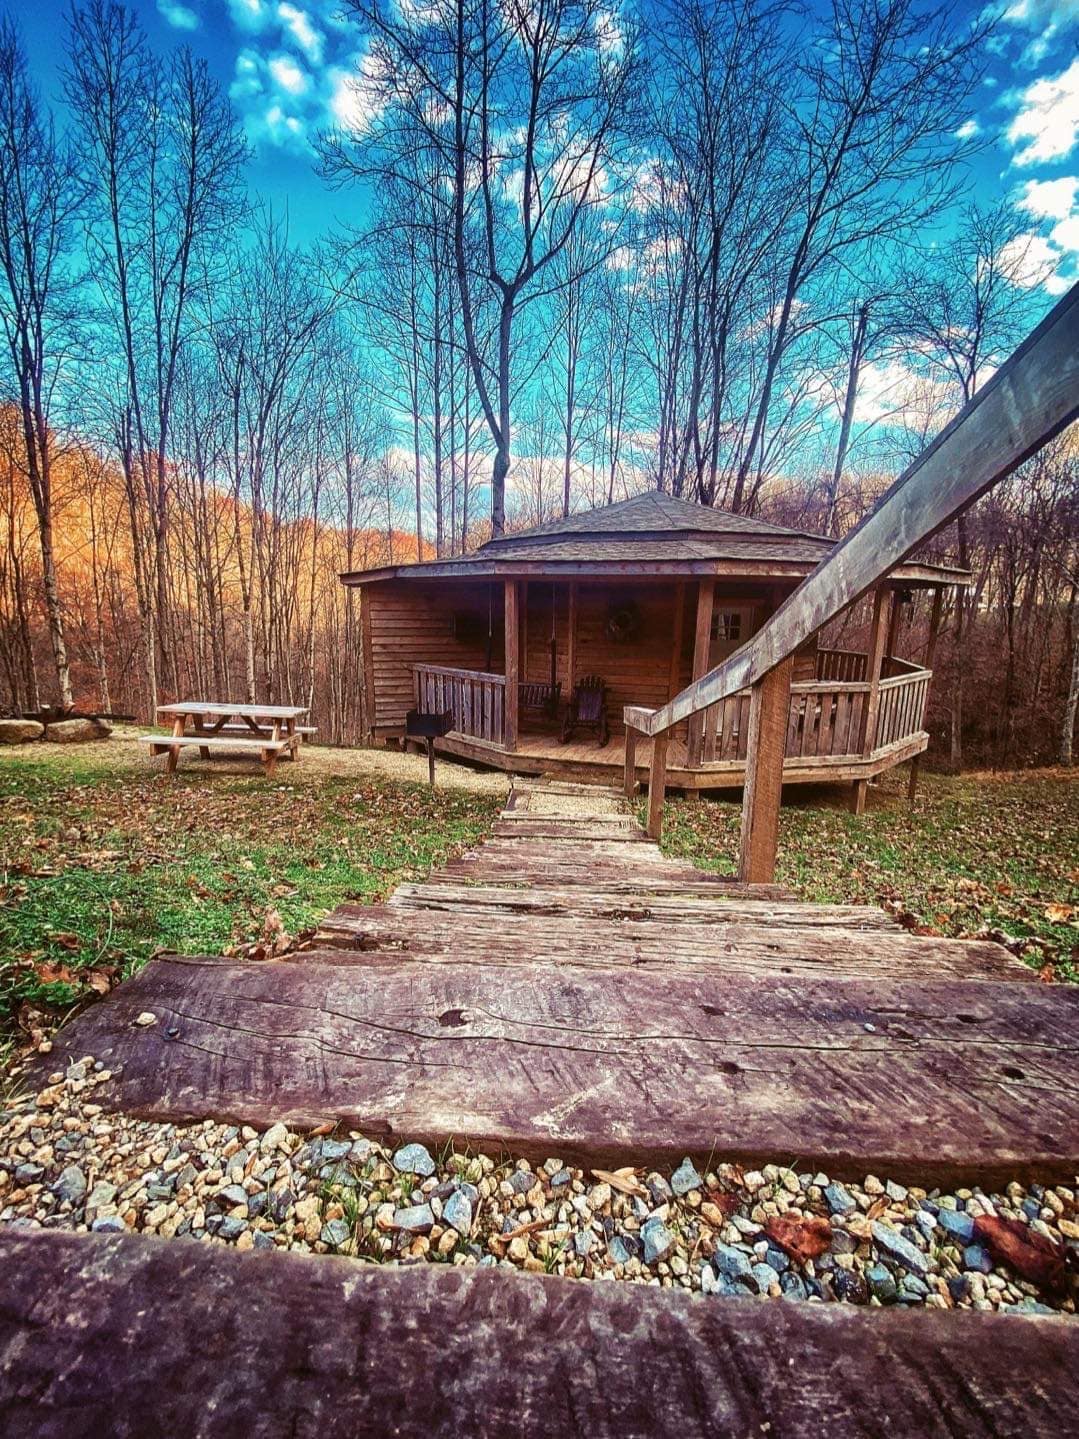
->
(393, 1143, 436, 1178)
(871, 1221, 929, 1277)
(442, 1189, 473, 1236)
(217, 1217, 247, 1242)
(823, 1183, 856, 1214)
(393, 1203, 435, 1234)
(321, 1140, 352, 1163)
(671, 1158, 703, 1196)
(52, 1165, 87, 1205)
(640, 1216, 675, 1265)
(937, 1207, 975, 1243)
(574, 1230, 597, 1257)
(712, 1243, 752, 1282)
(866, 1265, 898, 1303)
(321, 1218, 352, 1249)
(91, 1216, 127, 1234)
(963, 1244, 994, 1275)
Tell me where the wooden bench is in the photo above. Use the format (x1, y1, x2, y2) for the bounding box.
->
(138, 733, 293, 777)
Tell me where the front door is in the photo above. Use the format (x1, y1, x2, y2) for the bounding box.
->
(708, 603, 757, 668)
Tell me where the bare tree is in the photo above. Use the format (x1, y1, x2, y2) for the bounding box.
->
(0, 17, 84, 706)
(66, 0, 244, 711)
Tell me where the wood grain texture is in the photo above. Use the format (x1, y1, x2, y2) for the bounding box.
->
(2, 1228, 1077, 1439)
(31, 953, 1078, 1181)
(738, 657, 792, 881)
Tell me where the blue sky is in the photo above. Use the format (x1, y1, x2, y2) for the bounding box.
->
(18, 0, 1079, 280)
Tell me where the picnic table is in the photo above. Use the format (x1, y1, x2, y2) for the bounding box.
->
(139, 702, 313, 777)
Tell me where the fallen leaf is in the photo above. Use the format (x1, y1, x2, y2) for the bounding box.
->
(32, 961, 78, 985)
(49, 932, 81, 952)
(590, 1167, 648, 1198)
(764, 1215, 832, 1264)
(1044, 903, 1074, 924)
(972, 1215, 1068, 1291)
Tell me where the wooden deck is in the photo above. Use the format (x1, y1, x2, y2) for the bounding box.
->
(3, 1228, 1077, 1439)
(28, 779, 1077, 1186)
(433, 725, 928, 787)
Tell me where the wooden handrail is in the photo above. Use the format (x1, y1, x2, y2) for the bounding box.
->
(625, 281, 1079, 741)
(411, 663, 506, 686)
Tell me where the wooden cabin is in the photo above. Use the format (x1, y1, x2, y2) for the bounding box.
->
(342, 493, 966, 794)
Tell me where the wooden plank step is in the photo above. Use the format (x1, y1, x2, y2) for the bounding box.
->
(422, 869, 797, 900)
(3, 1229, 1076, 1439)
(388, 882, 898, 929)
(490, 821, 646, 842)
(311, 907, 1027, 980)
(32, 954, 1079, 1183)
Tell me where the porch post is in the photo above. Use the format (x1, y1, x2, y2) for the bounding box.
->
(504, 580, 519, 752)
(359, 592, 376, 743)
(853, 585, 892, 815)
(623, 725, 638, 797)
(646, 731, 669, 840)
(907, 585, 944, 806)
(566, 581, 577, 694)
(686, 579, 715, 767)
(738, 657, 793, 883)
(667, 582, 686, 700)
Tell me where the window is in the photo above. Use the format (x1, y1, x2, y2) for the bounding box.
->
(710, 610, 743, 643)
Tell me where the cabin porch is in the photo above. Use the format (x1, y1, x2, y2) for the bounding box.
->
(411, 646, 933, 793)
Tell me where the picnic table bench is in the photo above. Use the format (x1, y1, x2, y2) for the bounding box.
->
(139, 702, 312, 777)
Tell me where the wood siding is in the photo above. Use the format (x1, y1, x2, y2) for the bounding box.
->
(367, 581, 503, 732)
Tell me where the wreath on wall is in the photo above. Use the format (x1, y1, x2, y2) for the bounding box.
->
(606, 601, 641, 644)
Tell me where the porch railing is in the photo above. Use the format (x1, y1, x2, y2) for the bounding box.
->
(687, 656, 931, 765)
(413, 664, 506, 746)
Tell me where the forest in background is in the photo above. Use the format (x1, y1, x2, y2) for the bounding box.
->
(0, 0, 1076, 763)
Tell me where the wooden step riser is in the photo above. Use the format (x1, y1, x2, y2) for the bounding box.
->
(3, 1230, 1075, 1439)
(30, 954, 1079, 1184)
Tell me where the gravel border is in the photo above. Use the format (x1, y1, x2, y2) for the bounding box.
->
(2, 1060, 1075, 1315)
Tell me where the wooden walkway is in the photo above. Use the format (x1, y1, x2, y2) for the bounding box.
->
(29, 780, 1079, 1185)
(2, 1227, 1076, 1439)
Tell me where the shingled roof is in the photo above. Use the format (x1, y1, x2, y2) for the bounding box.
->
(480, 491, 823, 548)
(340, 492, 967, 587)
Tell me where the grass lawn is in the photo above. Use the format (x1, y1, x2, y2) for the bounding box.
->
(0, 738, 502, 1048)
(655, 766, 1079, 981)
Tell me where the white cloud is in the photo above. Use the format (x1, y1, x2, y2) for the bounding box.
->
(998, 230, 1060, 289)
(278, 4, 323, 62)
(954, 118, 980, 141)
(157, 0, 200, 28)
(1017, 175, 1079, 221)
(268, 53, 308, 95)
(226, 0, 268, 30)
(327, 57, 383, 135)
(1006, 57, 1079, 166)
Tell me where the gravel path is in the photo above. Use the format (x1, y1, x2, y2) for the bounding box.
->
(2, 1060, 1074, 1315)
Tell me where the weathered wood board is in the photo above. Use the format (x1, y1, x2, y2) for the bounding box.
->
(2, 1230, 1076, 1439)
(391, 882, 896, 928)
(30, 954, 1079, 1182)
(313, 903, 1028, 981)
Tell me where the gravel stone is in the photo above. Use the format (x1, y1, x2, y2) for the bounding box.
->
(393, 1143, 435, 1177)
(713, 1243, 753, 1282)
(670, 1158, 703, 1196)
(393, 1203, 435, 1234)
(640, 1217, 675, 1265)
(937, 1207, 975, 1243)
(871, 1220, 930, 1277)
(866, 1265, 898, 1303)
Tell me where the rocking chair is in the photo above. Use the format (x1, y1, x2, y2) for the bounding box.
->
(560, 675, 609, 747)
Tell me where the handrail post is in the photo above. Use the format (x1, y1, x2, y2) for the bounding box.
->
(623, 725, 639, 797)
(646, 731, 669, 840)
(686, 580, 715, 767)
(738, 657, 793, 883)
